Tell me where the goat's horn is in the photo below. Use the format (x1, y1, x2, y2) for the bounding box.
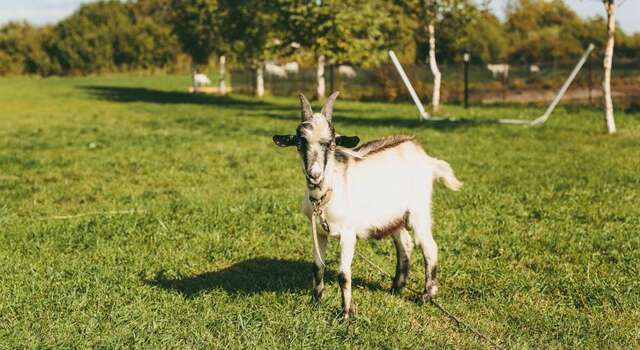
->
(298, 92, 313, 122)
(321, 91, 340, 122)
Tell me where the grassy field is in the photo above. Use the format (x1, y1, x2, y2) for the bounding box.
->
(1, 75, 639, 348)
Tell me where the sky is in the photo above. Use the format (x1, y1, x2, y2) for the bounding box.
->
(0, 0, 638, 33)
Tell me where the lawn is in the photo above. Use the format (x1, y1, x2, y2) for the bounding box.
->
(0, 75, 639, 348)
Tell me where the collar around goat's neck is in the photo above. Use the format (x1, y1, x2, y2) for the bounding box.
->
(308, 183, 332, 206)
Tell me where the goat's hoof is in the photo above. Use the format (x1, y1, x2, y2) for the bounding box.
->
(390, 286, 404, 295)
(422, 284, 438, 301)
(312, 288, 324, 302)
(342, 302, 357, 320)
(391, 279, 406, 294)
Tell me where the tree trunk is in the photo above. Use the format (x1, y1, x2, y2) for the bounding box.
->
(256, 63, 264, 97)
(428, 22, 441, 111)
(317, 55, 326, 100)
(219, 55, 227, 95)
(191, 62, 198, 93)
(602, 0, 616, 134)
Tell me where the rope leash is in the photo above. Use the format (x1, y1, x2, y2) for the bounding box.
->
(310, 189, 333, 268)
(357, 252, 505, 350)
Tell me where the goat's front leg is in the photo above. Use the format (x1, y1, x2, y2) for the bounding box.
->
(312, 232, 328, 301)
(339, 230, 357, 320)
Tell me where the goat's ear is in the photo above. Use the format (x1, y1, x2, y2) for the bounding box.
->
(335, 135, 360, 148)
(273, 134, 298, 147)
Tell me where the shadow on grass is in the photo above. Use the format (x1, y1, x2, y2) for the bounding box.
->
(80, 85, 497, 131)
(145, 257, 386, 298)
(255, 110, 497, 131)
(79, 85, 291, 110)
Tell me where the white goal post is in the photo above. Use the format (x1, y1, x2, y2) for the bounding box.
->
(388, 44, 595, 125)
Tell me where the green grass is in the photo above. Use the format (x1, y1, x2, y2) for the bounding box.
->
(1, 75, 639, 348)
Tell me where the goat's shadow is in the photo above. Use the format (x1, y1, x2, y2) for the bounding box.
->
(144, 257, 387, 298)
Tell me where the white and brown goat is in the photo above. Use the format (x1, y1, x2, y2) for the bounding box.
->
(273, 92, 462, 319)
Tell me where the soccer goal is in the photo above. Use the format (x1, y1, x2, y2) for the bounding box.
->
(389, 43, 595, 125)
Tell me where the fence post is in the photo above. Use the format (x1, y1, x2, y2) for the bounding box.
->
(464, 53, 469, 109)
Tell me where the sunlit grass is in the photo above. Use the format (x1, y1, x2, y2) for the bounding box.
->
(0, 75, 638, 348)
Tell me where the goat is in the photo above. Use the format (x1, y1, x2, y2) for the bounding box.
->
(338, 65, 357, 78)
(284, 62, 300, 74)
(193, 73, 211, 87)
(265, 61, 288, 78)
(486, 63, 510, 79)
(273, 92, 462, 319)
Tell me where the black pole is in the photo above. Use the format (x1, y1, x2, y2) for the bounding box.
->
(464, 53, 469, 109)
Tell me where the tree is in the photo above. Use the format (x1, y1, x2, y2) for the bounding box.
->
(399, 0, 480, 111)
(602, 0, 616, 134)
(44, 1, 177, 75)
(276, 0, 405, 99)
(0, 21, 57, 75)
(505, 0, 585, 63)
(221, 0, 280, 97)
(170, 0, 227, 92)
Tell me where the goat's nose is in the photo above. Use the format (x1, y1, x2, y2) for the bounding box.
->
(309, 163, 322, 180)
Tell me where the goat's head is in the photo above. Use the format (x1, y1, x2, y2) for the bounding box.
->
(273, 92, 359, 186)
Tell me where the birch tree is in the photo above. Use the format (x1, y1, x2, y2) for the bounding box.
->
(428, 16, 441, 111)
(602, 0, 616, 134)
(170, 0, 226, 92)
(277, 0, 404, 100)
(221, 0, 279, 97)
(399, 0, 477, 111)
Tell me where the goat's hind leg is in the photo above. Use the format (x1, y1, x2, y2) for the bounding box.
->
(409, 211, 438, 300)
(391, 228, 414, 293)
(312, 233, 328, 301)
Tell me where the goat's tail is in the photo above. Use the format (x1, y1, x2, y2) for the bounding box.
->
(432, 159, 462, 191)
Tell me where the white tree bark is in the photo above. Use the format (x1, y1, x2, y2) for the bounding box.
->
(317, 54, 326, 99)
(428, 22, 441, 111)
(602, 0, 616, 134)
(219, 55, 227, 95)
(191, 62, 198, 93)
(256, 63, 264, 97)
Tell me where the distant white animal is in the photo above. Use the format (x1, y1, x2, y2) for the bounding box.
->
(193, 73, 211, 87)
(530, 65, 541, 73)
(265, 61, 288, 78)
(284, 62, 300, 74)
(338, 65, 357, 78)
(486, 64, 510, 78)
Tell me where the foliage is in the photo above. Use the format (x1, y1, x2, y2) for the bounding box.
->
(0, 75, 639, 347)
(504, 0, 638, 63)
(1, 0, 640, 75)
(170, 0, 224, 66)
(0, 1, 178, 76)
(0, 22, 57, 75)
(219, 0, 281, 68)
(275, 0, 408, 68)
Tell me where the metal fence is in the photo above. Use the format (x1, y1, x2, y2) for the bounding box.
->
(230, 57, 640, 108)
